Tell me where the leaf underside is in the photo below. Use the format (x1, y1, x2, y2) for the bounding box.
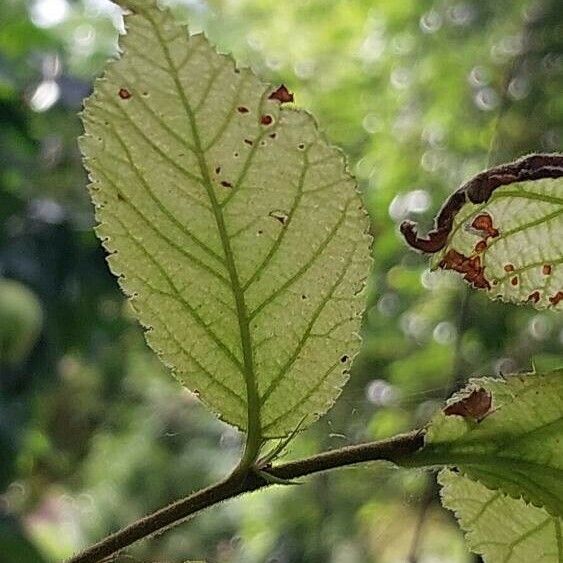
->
(401, 154, 563, 310)
(80, 0, 371, 437)
(412, 371, 563, 518)
(439, 470, 563, 563)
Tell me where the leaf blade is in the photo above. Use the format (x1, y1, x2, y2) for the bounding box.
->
(439, 470, 563, 563)
(80, 0, 371, 437)
(407, 370, 563, 517)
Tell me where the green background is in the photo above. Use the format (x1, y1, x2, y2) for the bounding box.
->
(0, 0, 561, 561)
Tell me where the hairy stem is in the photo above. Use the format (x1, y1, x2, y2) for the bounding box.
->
(67, 430, 424, 563)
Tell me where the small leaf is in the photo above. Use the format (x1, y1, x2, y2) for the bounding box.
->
(439, 470, 563, 563)
(405, 370, 563, 517)
(401, 154, 563, 310)
(80, 0, 371, 438)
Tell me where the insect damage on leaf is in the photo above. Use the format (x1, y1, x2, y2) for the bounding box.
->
(268, 84, 294, 103)
(443, 387, 492, 421)
(401, 154, 563, 310)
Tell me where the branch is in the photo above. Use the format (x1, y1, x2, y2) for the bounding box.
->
(67, 430, 424, 563)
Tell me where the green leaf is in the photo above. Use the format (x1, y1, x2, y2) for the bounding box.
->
(401, 154, 563, 310)
(406, 370, 563, 517)
(80, 0, 370, 438)
(439, 470, 563, 563)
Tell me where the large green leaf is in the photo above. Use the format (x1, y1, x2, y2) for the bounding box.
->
(80, 0, 370, 438)
(405, 371, 563, 517)
(401, 154, 563, 310)
(439, 470, 563, 563)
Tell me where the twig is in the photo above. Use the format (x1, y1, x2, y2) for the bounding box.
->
(67, 430, 424, 563)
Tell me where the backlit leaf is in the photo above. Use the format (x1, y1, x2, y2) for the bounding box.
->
(80, 0, 371, 438)
(406, 370, 563, 517)
(401, 154, 563, 310)
(439, 470, 563, 563)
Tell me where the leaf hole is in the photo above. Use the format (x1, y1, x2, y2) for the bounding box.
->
(269, 210, 288, 225)
(118, 88, 132, 100)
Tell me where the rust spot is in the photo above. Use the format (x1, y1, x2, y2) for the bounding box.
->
(444, 387, 492, 421)
(215, 166, 221, 174)
(504, 264, 515, 272)
(268, 84, 294, 103)
(269, 210, 288, 225)
(511, 276, 519, 286)
(438, 249, 490, 289)
(549, 291, 563, 306)
(261, 114, 273, 125)
(220, 180, 233, 188)
(543, 264, 552, 275)
(244, 139, 253, 146)
(118, 88, 132, 100)
(528, 291, 541, 304)
(237, 106, 249, 113)
(474, 240, 487, 253)
(471, 213, 499, 239)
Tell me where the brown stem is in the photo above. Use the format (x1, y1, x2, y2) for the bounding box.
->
(67, 430, 424, 563)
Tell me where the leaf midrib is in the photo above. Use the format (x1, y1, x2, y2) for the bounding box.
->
(144, 11, 261, 440)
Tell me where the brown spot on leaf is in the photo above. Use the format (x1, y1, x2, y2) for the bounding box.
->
(215, 166, 221, 174)
(549, 291, 563, 306)
(443, 387, 492, 421)
(511, 276, 519, 286)
(269, 210, 289, 225)
(528, 291, 541, 304)
(471, 212, 499, 239)
(244, 139, 253, 146)
(474, 240, 487, 253)
(118, 88, 132, 100)
(269, 132, 277, 139)
(543, 264, 552, 275)
(438, 249, 490, 289)
(340, 355, 349, 363)
(298, 143, 305, 150)
(268, 84, 294, 103)
(117, 193, 125, 202)
(261, 114, 273, 125)
(237, 106, 249, 113)
(504, 264, 515, 272)
(220, 180, 233, 188)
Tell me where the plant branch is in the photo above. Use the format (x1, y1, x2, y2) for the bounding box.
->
(67, 430, 424, 563)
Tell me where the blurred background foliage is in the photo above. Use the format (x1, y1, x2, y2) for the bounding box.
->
(0, 0, 561, 561)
